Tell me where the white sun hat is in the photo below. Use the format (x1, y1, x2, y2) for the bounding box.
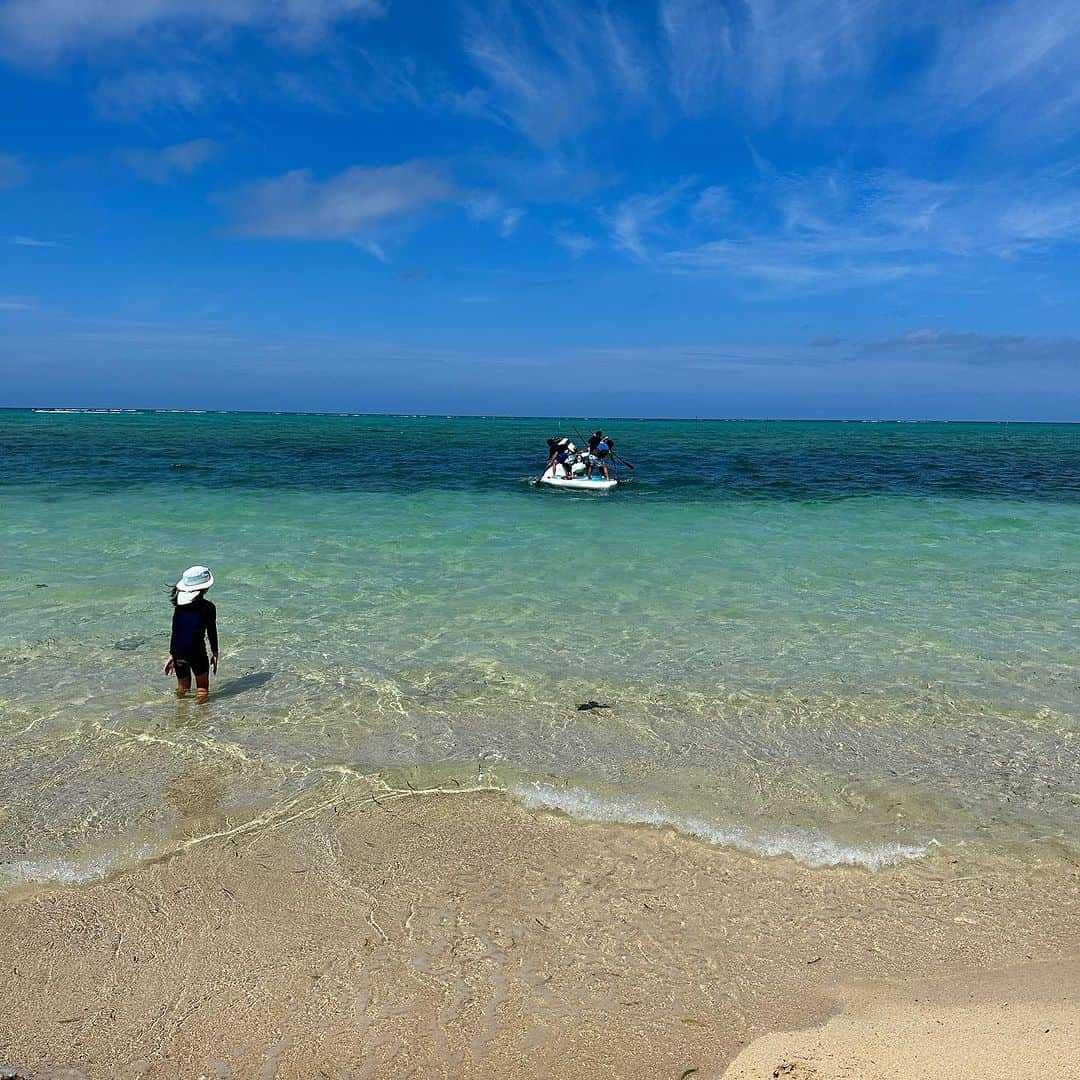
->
(175, 565, 214, 605)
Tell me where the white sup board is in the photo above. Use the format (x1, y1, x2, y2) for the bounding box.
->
(536, 465, 618, 491)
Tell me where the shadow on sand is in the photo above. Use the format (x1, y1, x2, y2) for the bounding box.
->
(213, 671, 275, 700)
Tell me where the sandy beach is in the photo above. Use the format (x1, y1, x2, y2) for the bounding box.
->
(724, 961, 1080, 1080)
(2, 776, 1077, 1078)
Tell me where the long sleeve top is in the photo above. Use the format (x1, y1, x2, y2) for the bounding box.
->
(170, 598, 218, 660)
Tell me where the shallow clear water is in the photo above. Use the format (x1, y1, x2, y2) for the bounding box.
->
(2, 410, 1078, 881)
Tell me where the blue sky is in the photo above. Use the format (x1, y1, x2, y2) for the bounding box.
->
(1, 0, 1079, 418)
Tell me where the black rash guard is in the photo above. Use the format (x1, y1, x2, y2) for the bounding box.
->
(170, 598, 218, 663)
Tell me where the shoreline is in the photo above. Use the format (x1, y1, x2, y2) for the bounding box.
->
(2, 782, 1078, 1078)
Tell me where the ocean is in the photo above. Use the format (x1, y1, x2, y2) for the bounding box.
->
(2, 410, 1078, 886)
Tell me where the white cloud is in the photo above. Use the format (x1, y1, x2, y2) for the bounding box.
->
(94, 69, 225, 121)
(659, 0, 731, 113)
(0, 153, 28, 189)
(661, 169, 946, 289)
(464, 193, 524, 237)
(605, 165, 1080, 291)
(712, 0, 1080, 142)
(452, 1, 1080, 145)
(356, 238, 386, 261)
(498, 207, 524, 237)
(659, 0, 908, 120)
(11, 235, 63, 247)
(462, 0, 651, 144)
(739, 0, 899, 116)
(0, 0, 385, 64)
(0, 295, 34, 311)
(554, 228, 594, 258)
(117, 138, 221, 183)
(455, 0, 1080, 146)
(442, 86, 509, 128)
(666, 238, 931, 289)
(225, 160, 452, 241)
(692, 185, 730, 223)
(606, 180, 693, 259)
(923, 0, 1080, 133)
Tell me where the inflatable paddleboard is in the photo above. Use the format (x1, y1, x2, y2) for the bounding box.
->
(536, 464, 617, 491)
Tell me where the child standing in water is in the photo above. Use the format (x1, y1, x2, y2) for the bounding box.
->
(164, 565, 219, 701)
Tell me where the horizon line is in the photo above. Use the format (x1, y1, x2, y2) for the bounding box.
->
(3, 406, 1078, 425)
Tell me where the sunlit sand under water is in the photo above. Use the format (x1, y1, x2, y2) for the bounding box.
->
(1, 412, 1079, 891)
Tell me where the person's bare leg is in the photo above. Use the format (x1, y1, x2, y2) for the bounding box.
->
(176, 674, 191, 698)
(195, 673, 210, 702)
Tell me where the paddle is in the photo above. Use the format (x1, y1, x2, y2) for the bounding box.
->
(532, 453, 556, 485)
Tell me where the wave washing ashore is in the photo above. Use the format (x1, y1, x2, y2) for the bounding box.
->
(1, 410, 1079, 1076)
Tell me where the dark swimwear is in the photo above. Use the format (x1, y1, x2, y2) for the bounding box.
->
(174, 654, 210, 678)
(170, 598, 217, 677)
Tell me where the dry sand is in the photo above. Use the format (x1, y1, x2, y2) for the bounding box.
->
(723, 962, 1080, 1080)
(1, 777, 1078, 1078)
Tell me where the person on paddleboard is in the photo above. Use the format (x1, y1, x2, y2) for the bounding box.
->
(545, 437, 575, 478)
(163, 565, 219, 701)
(585, 430, 613, 480)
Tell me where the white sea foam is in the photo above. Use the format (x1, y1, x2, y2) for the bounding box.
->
(0, 845, 150, 889)
(1, 854, 115, 887)
(513, 782, 930, 870)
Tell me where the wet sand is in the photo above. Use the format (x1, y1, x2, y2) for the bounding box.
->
(1, 779, 1078, 1078)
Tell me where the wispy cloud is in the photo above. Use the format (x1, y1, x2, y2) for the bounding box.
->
(738, 0, 901, 118)
(224, 160, 452, 243)
(691, 185, 730, 224)
(659, 0, 731, 113)
(922, 0, 1080, 140)
(498, 207, 524, 237)
(0, 295, 34, 311)
(454, 0, 1080, 146)
(117, 138, 220, 183)
(462, 0, 651, 144)
(94, 68, 225, 121)
(0, 153, 28, 189)
(606, 179, 694, 259)
(464, 193, 524, 237)
(10, 235, 63, 247)
(554, 228, 594, 258)
(667, 238, 932, 289)
(0, 0, 385, 64)
(615, 165, 1080, 290)
(659, 0, 900, 120)
(453, 0, 1080, 147)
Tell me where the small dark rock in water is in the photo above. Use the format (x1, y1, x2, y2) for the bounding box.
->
(114, 637, 147, 651)
(576, 700, 612, 711)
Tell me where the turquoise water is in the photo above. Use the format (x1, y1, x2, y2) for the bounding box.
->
(2, 411, 1078, 880)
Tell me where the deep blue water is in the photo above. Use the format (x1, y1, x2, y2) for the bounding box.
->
(4, 410, 1078, 499)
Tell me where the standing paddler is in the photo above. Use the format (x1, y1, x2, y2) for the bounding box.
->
(585, 429, 614, 480)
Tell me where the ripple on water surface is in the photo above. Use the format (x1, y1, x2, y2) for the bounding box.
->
(2, 412, 1078, 884)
